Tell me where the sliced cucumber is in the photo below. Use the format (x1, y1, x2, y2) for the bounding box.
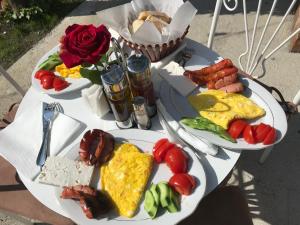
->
(167, 188, 180, 213)
(157, 182, 171, 208)
(144, 190, 158, 218)
(150, 183, 159, 205)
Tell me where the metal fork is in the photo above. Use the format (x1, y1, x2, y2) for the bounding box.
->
(36, 102, 63, 168)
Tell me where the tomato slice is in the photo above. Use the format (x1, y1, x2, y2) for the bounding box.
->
(153, 141, 175, 163)
(263, 127, 277, 145)
(169, 173, 196, 195)
(255, 123, 272, 143)
(228, 119, 248, 139)
(40, 75, 55, 89)
(165, 146, 188, 174)
(243, 125, 256, 144)
(35, 70, 55, 80)
(53, 77, 69, 91)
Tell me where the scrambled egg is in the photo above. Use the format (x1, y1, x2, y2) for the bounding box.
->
(188, 90, 265, 129)
(55, 63, 81, 78)
(101, 143, 153, 218)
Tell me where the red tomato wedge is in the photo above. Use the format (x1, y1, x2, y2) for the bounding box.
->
(263, 127, 277, 145)
(153, 140, 175, 163)
(35, 70, 55, 80)
(153, 139, 168, 156)
(165, 146, 188, 174)
(243, 125, 256, 144)
(255, 123, 272, 143)
(228, 119, 248, 139)
(169, 173, 196, 195)
(40, 75, 55, 89)
(53, 77, 69, 91)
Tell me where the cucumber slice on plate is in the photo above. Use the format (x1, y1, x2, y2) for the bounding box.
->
(144, 190, 158, 218)
(157, 182, 171, 208)
(167, 188, 180, 213)
(150, 183, 159, 205)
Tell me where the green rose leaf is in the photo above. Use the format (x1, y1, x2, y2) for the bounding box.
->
(80, 67, 102, 85)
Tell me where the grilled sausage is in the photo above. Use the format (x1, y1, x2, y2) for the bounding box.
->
(219, 82, 244, 93)
(214, 73, 238, 89)
(189, 59, 233, 77)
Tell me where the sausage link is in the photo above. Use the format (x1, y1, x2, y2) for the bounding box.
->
(203, 67, 238, 82)
(219, 82, 244, 93)
(214, 73, 238, 89)
(189, 59, 233, 77)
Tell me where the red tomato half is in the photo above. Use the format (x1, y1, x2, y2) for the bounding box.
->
(243, 125, 256, 144)
(169, 173, 196, 195)
(34, 70, 55, 80)
(228, 119, 248, 139)
(40, 75, 55, 89)
(255, 123, 272, 143)
(263, 127, 276, 145)
(53, 77, 69, 91)
(165, 146, 188, 174)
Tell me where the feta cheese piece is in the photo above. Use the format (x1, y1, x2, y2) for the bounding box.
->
(158, 61, 197, 97)
(38, 156, 94, 187)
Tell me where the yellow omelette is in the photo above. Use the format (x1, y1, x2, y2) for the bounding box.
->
(101, 143, 153, 218)
(188, 90, 265, 129)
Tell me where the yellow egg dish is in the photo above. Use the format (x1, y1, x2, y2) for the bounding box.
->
(188, 90, 265, 129)
(101, 143, 153, 218)
(55, 63, 81, 78)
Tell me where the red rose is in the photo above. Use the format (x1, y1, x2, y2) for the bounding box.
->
(59, 24, 111, 68)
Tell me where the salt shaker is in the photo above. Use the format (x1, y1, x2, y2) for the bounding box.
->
(132, 96, 151, 130)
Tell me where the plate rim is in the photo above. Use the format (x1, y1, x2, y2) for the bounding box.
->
(55, 129, 207, 225)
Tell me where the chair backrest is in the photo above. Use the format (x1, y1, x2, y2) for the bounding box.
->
(207, 0, 300, 79)
(0, 65, 25, 97)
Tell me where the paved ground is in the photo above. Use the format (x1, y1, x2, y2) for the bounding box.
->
(1, 0, 300, 224)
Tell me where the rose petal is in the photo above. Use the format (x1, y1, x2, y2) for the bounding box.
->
(59, 50, 83, 68)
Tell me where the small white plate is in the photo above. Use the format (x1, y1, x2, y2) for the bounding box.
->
(31, 45, 91, 96)
(55, 129, 206, 225)
(159, 58, 287, 150)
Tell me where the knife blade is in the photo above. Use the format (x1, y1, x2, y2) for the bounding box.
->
(157, 100, 219, 156)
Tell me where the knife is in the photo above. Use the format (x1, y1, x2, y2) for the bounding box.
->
(156, 100, 219, 156)
(36, 102, 50, 168)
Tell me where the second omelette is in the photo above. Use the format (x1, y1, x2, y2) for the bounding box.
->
(188, 90, 265, 129)
(101, 143, 153, 218)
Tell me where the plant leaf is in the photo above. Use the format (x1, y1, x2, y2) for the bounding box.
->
(80, 68, 102, 85)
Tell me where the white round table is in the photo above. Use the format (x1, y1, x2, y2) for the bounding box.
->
(16, 38, 241, 219)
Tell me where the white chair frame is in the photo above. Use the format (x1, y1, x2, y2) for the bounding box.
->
(0, 65, 25, 97)
(207, 0, 300, 163)
(208, 0, 300, 78)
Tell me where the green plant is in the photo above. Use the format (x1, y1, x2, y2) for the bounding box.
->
(6, 6, 43, 21)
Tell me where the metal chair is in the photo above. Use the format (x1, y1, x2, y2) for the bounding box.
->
(207, 0, 300, 163)
(0, 65, 25, 97)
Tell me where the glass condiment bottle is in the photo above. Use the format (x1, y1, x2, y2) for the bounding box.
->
(127, 54, 157, 117)
(101, 64, 133, 129)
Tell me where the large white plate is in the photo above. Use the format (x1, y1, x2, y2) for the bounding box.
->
(55, 129, 206, 225)
(159, 57, 287, 150)
(31, 45, 91, 96)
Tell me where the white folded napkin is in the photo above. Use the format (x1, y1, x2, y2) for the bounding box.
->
(81, 84, 110, 118)
(0, 102, 85, 180)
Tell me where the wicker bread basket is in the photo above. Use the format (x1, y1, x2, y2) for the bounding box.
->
(121, 26, 189, 62)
